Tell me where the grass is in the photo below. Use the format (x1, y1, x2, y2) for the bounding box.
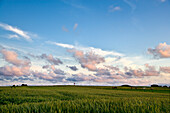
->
(0, 86, 169, 113)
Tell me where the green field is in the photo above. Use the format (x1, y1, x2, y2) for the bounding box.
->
(0, 86, 169, 113)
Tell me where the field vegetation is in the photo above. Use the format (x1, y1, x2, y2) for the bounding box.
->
(0, 86, 169, 113)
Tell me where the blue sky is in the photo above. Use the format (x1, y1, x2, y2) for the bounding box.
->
(0, 0, 170, 86)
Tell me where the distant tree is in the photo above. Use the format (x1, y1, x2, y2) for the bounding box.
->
(21, 84, 27, 86)
(11, 85, 16, 88)
(151, 84, 159, 87)
(163, 85, 167, 87)
(121, 85, 131, 87)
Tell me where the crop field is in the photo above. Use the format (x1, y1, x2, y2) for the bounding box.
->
(0, 86, 169, 113)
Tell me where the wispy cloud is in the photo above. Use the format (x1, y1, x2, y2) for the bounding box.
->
(123, 0, 136, 13)
(62, 0, 86, 9)
(8, 34, 20, 39)
(108, 5, 121, 12)
(47, 41, 124, 57)
(62, 26, 69, 32)
(73, 23, 78, 31)
(0, 34, 20, 39)
(0, 22, 36, 41)
(160, 0, 166, 2)
(47, 41, 74, 49)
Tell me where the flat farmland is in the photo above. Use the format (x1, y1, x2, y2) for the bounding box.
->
(0, 86, 169, 113)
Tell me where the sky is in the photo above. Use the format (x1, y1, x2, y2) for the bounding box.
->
(0, 0, 170, 86)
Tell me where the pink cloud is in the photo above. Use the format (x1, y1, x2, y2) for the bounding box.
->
(0, 65, 30, 76)
(68, 49, 105, 71)
(160, 66, 170, 73)
(148, 42, 170, 58)
(125, 64, 160, 77)
(1, 49, 30, 66)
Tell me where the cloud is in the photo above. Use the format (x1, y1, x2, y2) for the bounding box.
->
(0, 23, 34, 41)
(48, 41, 74, 49)
(93, 77, 114, 83)
(123, 0, 136, 13)
(160, 0, 166, 2)
(125, 64, 160, 77)
(89, 47, 123, 57)
(105, 65, 119, 71)
(0, 49, 32, 77)
(109, 5, 121, 12)
(66, 73, 93, 82)
(47, 41, 124, 57)
(94, 66, 123, 80)
(53, 68, 65, 75)
(62, 26, 69, 32)
(0, 65, 31, 77)
(95, 68, 111, 76)
(0, 49, 31, 67)
(67, 66, 78, 71)
(160, 66, 170, 73)
(116, 78, 150, 86)
(144, 64, 160, 76)
(7, 34, 20, 39)
(32, 71, 65, 82)
(12, 76, 34, 82)
(62, 0, 86, 9)
(42, 65, 50, 69)
(148, 42, 170, 58)
(42, 64, 66, 75)
(68, 49, 105, 71)
(73, 23, 78, 30)
(30, 54, 63, 65)
(40, 54, 63, 65)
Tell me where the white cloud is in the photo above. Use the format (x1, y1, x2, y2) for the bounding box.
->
(109, 5, 121, 12)
(0, 34, 20, 39)
(0, 22, 34, 41)
(47, 41, 124, 57)
(8, 34, 20, 39)
(47, 41, 74, 49)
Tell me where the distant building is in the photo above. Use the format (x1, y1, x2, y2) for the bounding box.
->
(151, 84, 159, 87)
(21, 84, 27, 86)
